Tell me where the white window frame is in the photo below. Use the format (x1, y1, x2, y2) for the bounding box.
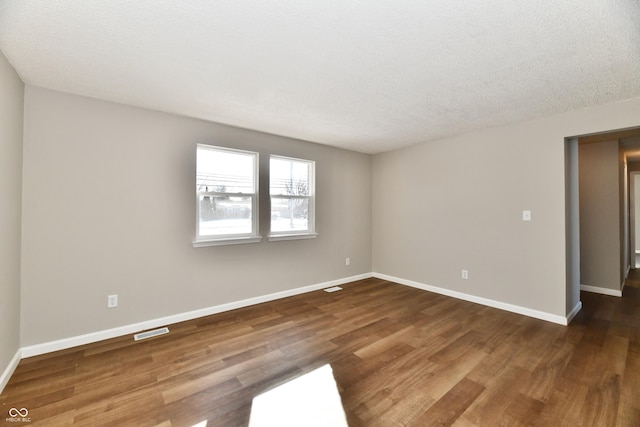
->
(268, 155, 317, 241)
(193, 144, 262, 247)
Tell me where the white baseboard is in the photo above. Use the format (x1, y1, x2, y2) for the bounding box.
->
(18, 271, 581, 361)
(0, 348, 21, 394)
(6, 271, 581, 390)
(566, 301, 583, 324)
(580, 284, 622, 297)
(21, 273, 373, 358)
(373, 272, 571, 325)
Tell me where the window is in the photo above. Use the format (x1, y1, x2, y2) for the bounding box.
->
(194, 144, 261, 246)
(269, 155, 316, 240)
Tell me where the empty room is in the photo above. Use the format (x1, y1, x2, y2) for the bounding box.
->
(1, 1, 640, 426)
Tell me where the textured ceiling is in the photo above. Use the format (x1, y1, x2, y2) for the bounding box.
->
(1, 1, 639, 154)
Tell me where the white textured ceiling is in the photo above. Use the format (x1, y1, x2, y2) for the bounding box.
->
(1, 1, 639, 154)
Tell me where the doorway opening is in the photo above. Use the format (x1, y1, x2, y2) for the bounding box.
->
(630, 171, 640, 268)
(567, 127, 640, 302)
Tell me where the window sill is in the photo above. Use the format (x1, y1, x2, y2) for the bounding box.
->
(193, 236, 263, 247)
(268, 233, 318, 242)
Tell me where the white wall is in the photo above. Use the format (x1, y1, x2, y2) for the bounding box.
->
(372, 96, 640, 319)
(0, 51, 23, 388)
(20, 86, 372, 347)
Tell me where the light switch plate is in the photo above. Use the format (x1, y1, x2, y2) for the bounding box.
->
(108, 294, 118, 308)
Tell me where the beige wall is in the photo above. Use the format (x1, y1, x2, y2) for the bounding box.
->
(20, 86, 372, 346)
(635, 173, 640, 253)
(565, 138, 580, 314)
(373, 96, 640, 318)
(372, 125, 568, 316)
(14, 83, 640, 348)
(620, 146, 629, 282)
(0, 51, 24, 384)
(579, 140, 622, 291)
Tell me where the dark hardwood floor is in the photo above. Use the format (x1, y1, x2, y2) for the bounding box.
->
(2, 275, 640, 426)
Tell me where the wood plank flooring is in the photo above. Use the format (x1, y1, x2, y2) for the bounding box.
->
(2, 275, 640, 426)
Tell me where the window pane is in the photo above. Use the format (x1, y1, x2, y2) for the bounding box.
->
(199, 195, 253, 236)
(197, 147, 255, 193)
(270, 157, 310, 196)
(271, 197, 309, 232)
(195, 145, 259, 243)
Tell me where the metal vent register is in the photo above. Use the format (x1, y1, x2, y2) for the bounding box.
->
(134, 327, 169, 341)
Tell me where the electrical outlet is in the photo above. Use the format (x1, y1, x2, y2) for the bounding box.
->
(345, 257, 351, 266)
(107, 294, 118, 308)
(522, 210, 532, 221)
(461, 270, 469, 280)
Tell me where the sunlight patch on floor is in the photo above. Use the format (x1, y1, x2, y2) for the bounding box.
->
(249, 364, 348, 427)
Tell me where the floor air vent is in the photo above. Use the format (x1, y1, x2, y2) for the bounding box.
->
(134, 327, 169, 341)
(324, 286, 343, 293)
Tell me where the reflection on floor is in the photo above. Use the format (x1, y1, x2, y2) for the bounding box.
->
(249, 364, 348, 427)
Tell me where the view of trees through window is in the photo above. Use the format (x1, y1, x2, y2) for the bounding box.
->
(270, 156, 314, 234)
(195, 146, 314, 242)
